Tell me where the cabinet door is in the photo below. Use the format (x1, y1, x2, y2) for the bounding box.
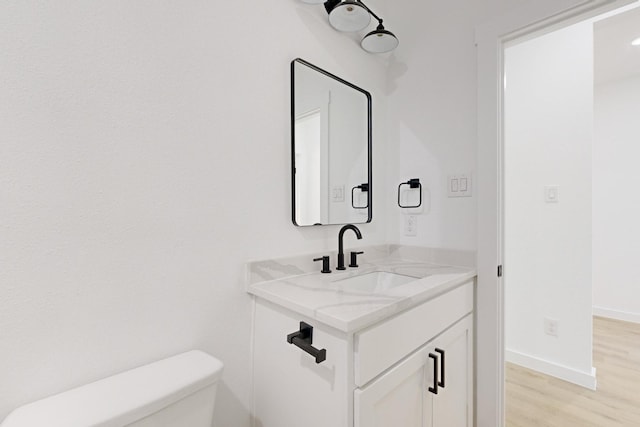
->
(428, 315, 473, 427)
(354, 346, 430, 427)
(253, 300, 350, 427)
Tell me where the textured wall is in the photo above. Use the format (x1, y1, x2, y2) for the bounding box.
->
(0, 0, 560, 425)
(0, 1, 389, 424)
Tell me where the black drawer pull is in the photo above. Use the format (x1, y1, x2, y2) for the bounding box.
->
(287, 322, 326, 364)
(428, 353, 439, 394)
(435, 348, 445, 388)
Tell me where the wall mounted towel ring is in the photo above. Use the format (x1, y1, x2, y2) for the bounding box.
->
(351, 183, 369, 209)
(398, 178, 422, 208)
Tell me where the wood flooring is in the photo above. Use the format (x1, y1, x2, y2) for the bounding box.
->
(505, 316, 640, 427)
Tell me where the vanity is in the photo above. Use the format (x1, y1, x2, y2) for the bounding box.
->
(247, 245, 475, 427)
(254, 59, 476, 426)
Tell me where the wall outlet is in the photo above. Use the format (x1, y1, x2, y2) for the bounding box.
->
(404, 215, 418, 237)
(544, 318, 559, 337)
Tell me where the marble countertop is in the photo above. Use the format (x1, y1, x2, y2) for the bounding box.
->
(247, 247, 476, 333)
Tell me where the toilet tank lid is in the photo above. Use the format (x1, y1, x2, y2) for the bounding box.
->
(1, 350, 223, 427)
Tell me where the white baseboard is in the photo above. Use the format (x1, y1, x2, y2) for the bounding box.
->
(506, 349, 597, 390)
(593, 306, 640, 324)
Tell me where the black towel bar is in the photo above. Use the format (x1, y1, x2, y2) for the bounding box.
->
(286, 322, 326, 364)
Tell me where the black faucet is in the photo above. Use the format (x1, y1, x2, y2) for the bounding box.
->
(337, 224, 362, 270)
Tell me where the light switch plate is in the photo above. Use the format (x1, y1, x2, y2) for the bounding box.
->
(331, 185, 345, 202)
(448, 174, 472, 198)
(544, 185, 559, 203)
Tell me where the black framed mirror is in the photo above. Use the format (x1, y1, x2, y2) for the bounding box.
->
(291, 58, 372, 226)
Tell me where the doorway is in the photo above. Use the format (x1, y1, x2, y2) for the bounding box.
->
(475, 1, 640, 426)
(503, 4, 640, 424)
(503, 15, 596, 390)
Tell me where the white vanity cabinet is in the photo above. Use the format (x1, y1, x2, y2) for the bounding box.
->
(251, 279, 474, 427)
(428, 316, 474, 427)
(354, 315, 473, 427)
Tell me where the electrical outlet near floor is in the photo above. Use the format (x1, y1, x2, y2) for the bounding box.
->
(544, 318, 559, 337)
(404, 215, 418, 237)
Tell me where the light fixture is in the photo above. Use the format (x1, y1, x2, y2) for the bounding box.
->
(361, 22, 399, 53)
(302, 0, 398, 53)
(325, 0, 371, 32)
(632, 37, 640, 46)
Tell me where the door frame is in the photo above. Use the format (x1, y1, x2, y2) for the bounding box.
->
(474, 0, 636, 426)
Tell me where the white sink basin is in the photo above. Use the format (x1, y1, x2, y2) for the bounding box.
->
(332, 271, 419, 293)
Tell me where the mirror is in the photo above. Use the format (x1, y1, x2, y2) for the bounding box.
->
(291, 58, 372, 226)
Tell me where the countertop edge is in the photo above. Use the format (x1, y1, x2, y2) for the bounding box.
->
(339, 271, 477, 332)
(248, 269, 477, 334)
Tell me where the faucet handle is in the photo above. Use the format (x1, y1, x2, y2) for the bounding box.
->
(349, 251, 364, 268)
(313, 256, 332, 274)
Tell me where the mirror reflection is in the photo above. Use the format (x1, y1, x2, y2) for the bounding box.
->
(291, 59, 372, 226)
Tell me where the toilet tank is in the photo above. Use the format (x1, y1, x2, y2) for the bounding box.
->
(1, 350, 224, 427)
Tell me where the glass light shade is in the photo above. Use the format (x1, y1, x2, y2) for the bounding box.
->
(632, 37, 640, 46)
(328, 1, 371, 32)
(361, 27, 399, 53)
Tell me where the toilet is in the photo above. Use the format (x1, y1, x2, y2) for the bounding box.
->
(0, 350, 223, 427)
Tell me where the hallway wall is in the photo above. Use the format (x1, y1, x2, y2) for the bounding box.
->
(504, 20, 595, 387)
(593, 74, 640, 323)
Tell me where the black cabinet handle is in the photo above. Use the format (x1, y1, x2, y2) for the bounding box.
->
(287, 322, 327, 364)
(435, 348, 445, 388)
(428, 353, 439, 394)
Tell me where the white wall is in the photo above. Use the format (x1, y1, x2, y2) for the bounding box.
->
(0, 2, 390, 425)
(385, 0, 479, 250)
(504, 21, 595, 385)
(0, 0, 582, 425)
(593, 74, 640, 322)
(385, 0, 531, 251)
